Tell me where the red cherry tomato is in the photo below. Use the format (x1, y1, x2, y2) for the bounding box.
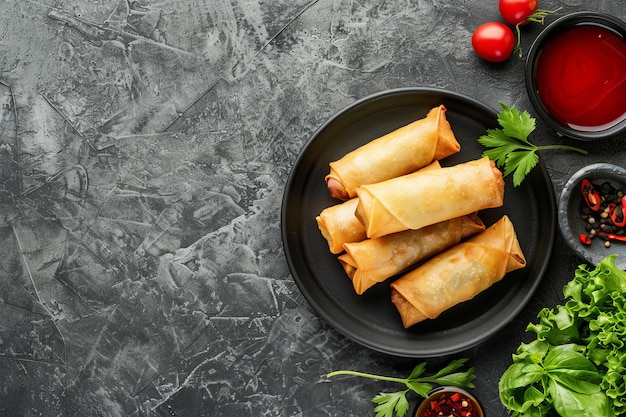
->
(499, 0, 538, 25)
(471, 22, 515, 63)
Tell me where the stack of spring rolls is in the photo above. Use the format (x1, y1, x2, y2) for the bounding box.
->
(315, 105, 526, 328)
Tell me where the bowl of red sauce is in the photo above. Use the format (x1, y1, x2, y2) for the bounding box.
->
(525, 12, 626, 140)
(413, 386, 483, 417)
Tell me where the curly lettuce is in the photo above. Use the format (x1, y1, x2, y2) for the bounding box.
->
(499, 255, 626, 417)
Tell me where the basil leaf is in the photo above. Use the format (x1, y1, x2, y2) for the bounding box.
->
(544, 345, 597, 372)
(523, 385, 546, 408)
(549, 372, 601, 395)
(500, 384, 547, 416)
(499, 363, 543, 390)
(550, 380, 612, 417)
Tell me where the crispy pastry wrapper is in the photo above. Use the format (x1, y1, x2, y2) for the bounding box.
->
(355, 156, 504, 239)
(390, 215, 526, 328)
(316, 161, 442, 254)
(316, 198, 366, 254)
(339, 213, 485, 295)
(325, 105, 460, 200)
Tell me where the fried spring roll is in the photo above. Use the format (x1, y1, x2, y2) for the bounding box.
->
(390, 215, 526, 328)
(339, 213, 485, 295)
(316, 161, 442, 254)
(316, 198, 366, 254)
(325, 105, 460, 200)
(355, 156, 504, 239)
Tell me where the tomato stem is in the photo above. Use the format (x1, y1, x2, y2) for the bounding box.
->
(514, 7, 562, 58)
(526, 8, 563, 25)
(514, 24, 523, 57)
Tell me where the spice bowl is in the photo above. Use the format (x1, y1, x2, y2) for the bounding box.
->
(558, 163, 626, 270)
(413, 386, 483, 417)
(525, 11, 626, 141)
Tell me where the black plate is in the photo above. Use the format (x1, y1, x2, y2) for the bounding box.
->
(281, 88, 556, 357)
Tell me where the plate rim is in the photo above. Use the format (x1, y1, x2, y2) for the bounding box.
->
(281, 87, 556, 357)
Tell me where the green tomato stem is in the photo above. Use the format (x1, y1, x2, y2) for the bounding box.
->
(514, 24, 523, 58)
(527, 8, 563, 25)
(515, 8, 562, 58)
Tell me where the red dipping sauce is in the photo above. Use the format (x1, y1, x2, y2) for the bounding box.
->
(535, 25, 626, 131)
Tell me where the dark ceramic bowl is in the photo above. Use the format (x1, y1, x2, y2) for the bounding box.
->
(525, 12, 626, 141)
(558, 163, 626, 269)
(413, 387, 483, 417)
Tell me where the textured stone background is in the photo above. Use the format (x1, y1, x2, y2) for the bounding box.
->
(0, 0, 625, 416)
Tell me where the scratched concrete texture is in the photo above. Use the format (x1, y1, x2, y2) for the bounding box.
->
(0, 0, 625, 416)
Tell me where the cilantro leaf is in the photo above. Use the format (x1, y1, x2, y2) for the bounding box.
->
(478, 102, 587, 187)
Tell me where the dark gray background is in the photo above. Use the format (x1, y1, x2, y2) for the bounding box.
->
(0, 0, 625, 416)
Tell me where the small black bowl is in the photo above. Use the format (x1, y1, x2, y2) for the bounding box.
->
(558, 163, 626, 269)
(525, 12, 626, 141)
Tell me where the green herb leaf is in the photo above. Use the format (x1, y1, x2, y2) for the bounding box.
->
(429, 358, 468, 378)
(499, 362, 543, 390)
(504, 149, 539, 187)
(405, 381, 432, 397)
(478, 102, 588, 187)
(407, 363, 427, 380)
(373, 390, 410, 417)
(478, 129, 522, 166)
(544, 347, 603, 393)
(499, 255, 626, 417)
(497, 102, 536, 143)
(328, 359, 476, 417)
(550, 381, 612, 417)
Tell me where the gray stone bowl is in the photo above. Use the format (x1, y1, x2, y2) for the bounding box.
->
(558, 163, 626, 270)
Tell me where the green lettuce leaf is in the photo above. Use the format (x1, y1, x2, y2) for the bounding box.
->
(499, 255, 626, 416)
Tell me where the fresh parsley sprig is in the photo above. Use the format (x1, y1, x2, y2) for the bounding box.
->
(327, 358, 476, 417)
(478, 102, 588, 187)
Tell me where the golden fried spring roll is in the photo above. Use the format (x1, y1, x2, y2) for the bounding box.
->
(316, 198, 366, 254)
(390, 215, 526, 328)
(325, 105, 460, 200)
(316, 161, 442, 254)
(339, 213, 485, 295)
(355, 156, 504, 239)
